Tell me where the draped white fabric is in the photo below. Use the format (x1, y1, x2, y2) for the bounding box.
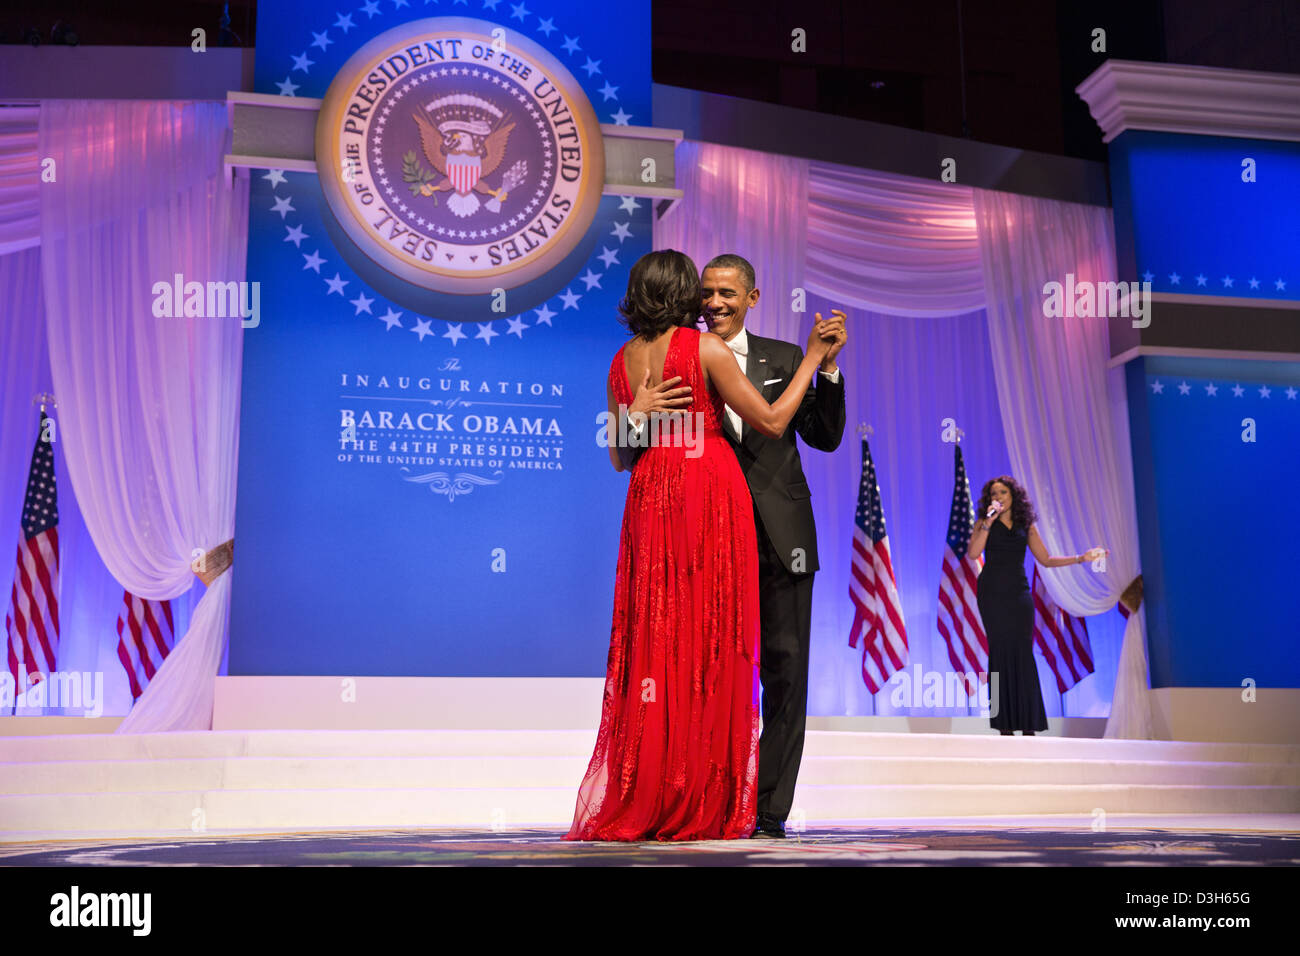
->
(806, 163, 985, 317)
(656, 139, 1149, 733)
(37, 101, 247, 732)
(0, 106, 39, 257)
(973, 189, 1153, 738)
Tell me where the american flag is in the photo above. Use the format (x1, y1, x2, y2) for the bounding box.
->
(936, 444, 988, 681)
(5, 410, 60, 704)
(1031, 566, 1095, 692)
(115, 590, 176, 700)
(847, 438, 908, 692)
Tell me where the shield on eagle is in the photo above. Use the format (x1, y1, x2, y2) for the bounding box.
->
(446, 152, 482, 195)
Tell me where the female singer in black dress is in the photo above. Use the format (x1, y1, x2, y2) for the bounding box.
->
(967, 476, 1106, 736)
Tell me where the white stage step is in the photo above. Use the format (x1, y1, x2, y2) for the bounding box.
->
(2, 730, 1297, 841)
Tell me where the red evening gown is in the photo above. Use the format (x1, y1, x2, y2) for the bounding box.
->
(564, 325, 761, 841)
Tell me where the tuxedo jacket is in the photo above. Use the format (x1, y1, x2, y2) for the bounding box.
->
(722, 331, 846, 574)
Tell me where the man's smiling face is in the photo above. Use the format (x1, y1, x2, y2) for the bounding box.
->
(700, 266, 758, 341)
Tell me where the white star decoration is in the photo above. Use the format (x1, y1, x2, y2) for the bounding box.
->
(1148, 267, 1292, 296)
(1147, 378, 1293, 399)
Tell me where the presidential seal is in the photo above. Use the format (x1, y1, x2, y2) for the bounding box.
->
(316, 17, 605, 302)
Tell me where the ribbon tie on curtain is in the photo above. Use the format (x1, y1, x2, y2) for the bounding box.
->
(191, 539, 234, 587)
(1120, 574, 1143, 614)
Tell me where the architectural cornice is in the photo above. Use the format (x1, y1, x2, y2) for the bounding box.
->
(1076, 59, 1300, 144)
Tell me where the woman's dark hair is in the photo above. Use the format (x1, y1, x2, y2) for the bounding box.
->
(618, 249, 701, 337)
(977, 475, 1037, 528)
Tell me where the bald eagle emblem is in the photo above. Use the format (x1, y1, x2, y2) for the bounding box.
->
(405, 93, 528, 219)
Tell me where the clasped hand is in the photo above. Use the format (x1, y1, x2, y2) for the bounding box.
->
(807, 309, 847, 364)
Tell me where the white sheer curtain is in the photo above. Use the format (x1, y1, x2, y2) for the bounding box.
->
(1, 168, 183, 721)
(806, 163, 984, 317)
(38, 101, 248, 732)
(656, 140, 808, 341)
(973, 188, 1153, 738)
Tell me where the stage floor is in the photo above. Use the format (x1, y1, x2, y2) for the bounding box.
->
(3, 816, 1297, 867)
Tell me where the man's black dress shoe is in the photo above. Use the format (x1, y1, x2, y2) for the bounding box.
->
(749, 815, 787, 839)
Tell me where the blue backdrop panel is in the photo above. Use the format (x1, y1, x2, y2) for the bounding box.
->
(1109, 131, 1300, 298)
(1130, 355, 1300, 688)
(231, 0, 651, 675)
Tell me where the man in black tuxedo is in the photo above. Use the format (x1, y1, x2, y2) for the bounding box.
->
(700, 254, 847, 839)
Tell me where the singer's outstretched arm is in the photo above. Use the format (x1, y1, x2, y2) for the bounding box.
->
(1027, 524, 1105, 568)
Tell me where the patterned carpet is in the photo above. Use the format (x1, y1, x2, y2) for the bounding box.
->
(2, 826, 1298, 866)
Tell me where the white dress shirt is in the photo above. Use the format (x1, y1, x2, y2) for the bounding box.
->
(723, 326, 841, 438)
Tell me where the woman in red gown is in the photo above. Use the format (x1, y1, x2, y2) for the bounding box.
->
(565, 250, 837, 842)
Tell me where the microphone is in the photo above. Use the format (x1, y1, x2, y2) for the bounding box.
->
(985, 503, 999, 519)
